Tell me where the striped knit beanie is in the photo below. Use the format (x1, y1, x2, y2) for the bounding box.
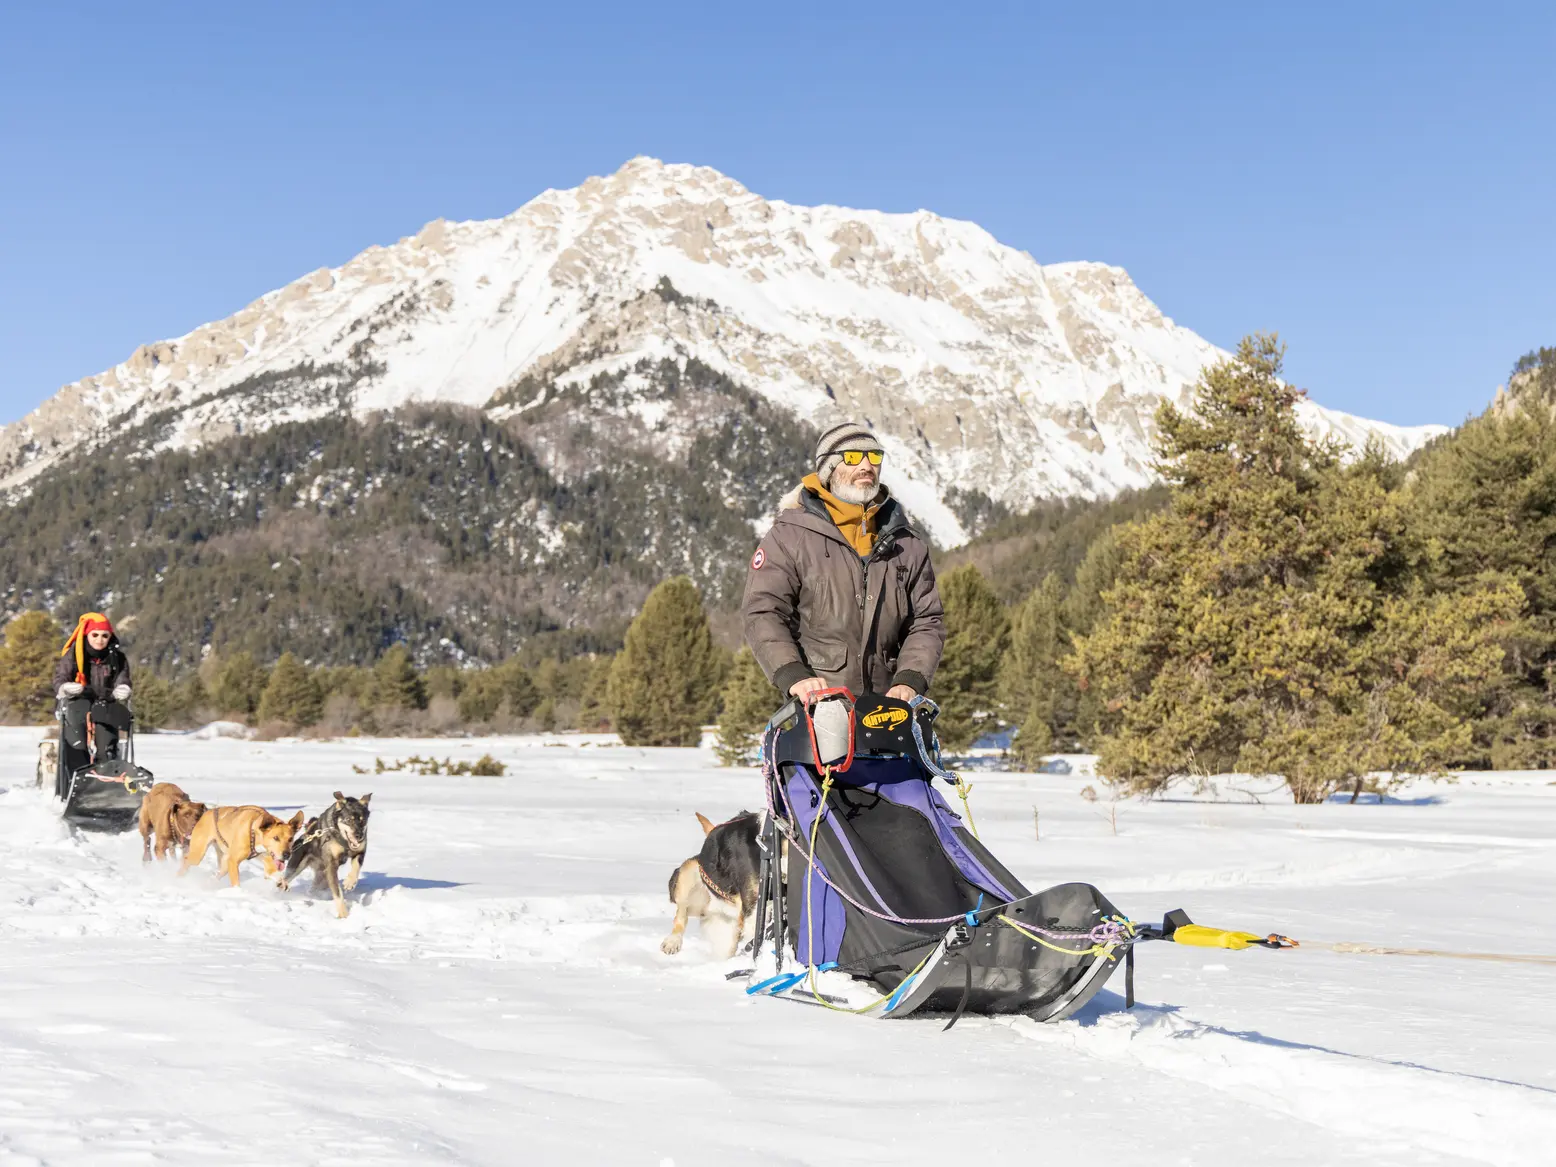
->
(814, 421, 884, 489)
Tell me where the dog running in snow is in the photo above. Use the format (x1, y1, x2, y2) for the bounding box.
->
(278, 791, 371, 918)
(661, 810, 769, 959)
(36, 737, 57, 791)
(138, 782, 208, 863)
(179, 806, 305, 887)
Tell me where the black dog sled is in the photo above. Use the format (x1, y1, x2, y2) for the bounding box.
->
(55, 700, 155, 831)
(744, 690, 1290, 1025)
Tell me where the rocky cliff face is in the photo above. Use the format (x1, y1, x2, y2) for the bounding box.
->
(0, 157, 1440, 547)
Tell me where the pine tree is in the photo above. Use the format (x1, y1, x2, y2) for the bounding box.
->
(424, 665, 463, 701)
(1403, 379, 1556, 767)
(533, 657, 562, 701)
(1070, 335, 1519, 802)
(132, 673, 174, 731)
(213, 651, 269, 721)
(456, 671, 503, 723)
(933, 563, 1012, 752)
(1001, 574, 1066, 764)
(258, 652, 324, 728)
(715, 647, 779, 766)
(373, 645, 427, 711)
(1061, 530, 1124, 745)
(577, 655, 615, 731)
(176, 673, 209, 723)
(500, 660, 540, 719)
(0, 610, 62, 724)
(1062, 529, 1123, 639)
(607, 578, 727, 747)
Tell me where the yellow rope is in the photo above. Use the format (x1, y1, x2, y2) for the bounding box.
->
(955, 778, 980, 839)
(996, 914, 1120, 960)
(808, 950, 937, 1015)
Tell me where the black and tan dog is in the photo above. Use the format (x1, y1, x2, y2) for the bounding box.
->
(278, 791, 371, 918)
(661, 810, 773, 959)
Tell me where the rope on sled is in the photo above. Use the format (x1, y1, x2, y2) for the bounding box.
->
(766, 739, 1139, 947)
(995, 913, 1137, 960)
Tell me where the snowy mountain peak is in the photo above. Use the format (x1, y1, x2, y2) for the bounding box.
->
(0, 158, 1445, 545)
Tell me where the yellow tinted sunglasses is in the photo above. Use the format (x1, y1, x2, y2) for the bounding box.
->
(840, 450, 883, 466)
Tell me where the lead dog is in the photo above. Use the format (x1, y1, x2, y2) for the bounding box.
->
(138, 782, 208, 862)
(278, 791, 371, 918)
(180, 806, 304, 887)
(661, 810, 773, 959)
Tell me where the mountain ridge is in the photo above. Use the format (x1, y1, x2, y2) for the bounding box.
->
(1, 156, 1443, 547)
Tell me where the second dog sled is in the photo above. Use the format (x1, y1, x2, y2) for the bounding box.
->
(741, 690, 1291, 1026)
(54, 700, 155, 831)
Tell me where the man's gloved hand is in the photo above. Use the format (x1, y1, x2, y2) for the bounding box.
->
(112, 684, 131, 702)
(58, 682, 84, 699)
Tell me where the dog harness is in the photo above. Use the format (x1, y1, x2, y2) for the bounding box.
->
(212, 813, 262, 860)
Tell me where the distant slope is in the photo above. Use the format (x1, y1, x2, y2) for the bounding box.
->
(0, 158, 1443, 551)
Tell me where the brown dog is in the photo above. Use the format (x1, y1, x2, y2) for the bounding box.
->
(139, 782, 208, 863)
(662, 811, 767, 959)
(179, 806, 305, 887)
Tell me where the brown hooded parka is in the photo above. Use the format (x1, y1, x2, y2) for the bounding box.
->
(741, 477, 946, 698)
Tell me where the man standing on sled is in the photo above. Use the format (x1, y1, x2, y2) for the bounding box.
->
(742, 421, 945, 704)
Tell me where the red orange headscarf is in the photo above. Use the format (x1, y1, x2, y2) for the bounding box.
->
(61, 612, 116, 684)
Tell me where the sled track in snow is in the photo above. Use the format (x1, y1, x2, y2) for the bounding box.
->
(997, 1005, 1556, 1166)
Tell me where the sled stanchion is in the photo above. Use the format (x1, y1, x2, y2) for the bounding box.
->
(750, 813, 772, 971)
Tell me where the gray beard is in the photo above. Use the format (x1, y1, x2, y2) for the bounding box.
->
(830, 479, 880, 506)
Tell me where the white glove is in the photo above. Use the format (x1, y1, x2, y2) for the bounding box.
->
(113, 685, 131, 702)
(58, 682, 84, 698)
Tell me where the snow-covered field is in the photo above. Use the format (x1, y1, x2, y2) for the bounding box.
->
(1, 728, 1552, 1166)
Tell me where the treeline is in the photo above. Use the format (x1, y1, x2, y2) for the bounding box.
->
(0, 612, 616, 737)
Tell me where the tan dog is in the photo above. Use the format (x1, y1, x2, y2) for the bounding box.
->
(138, 782, 208, 863)
(180, 806, 305, 887)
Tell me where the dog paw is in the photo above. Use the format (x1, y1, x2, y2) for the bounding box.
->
(276, 879, 290, 892)
(660, 936, 683, 955)
(335, 903, 350, 919)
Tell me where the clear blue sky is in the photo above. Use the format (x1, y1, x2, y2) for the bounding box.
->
(3, 2, 1552, 428)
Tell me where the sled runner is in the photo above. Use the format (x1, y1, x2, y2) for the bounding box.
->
(744, 690, 1291, 1025)
(55, 700, 155, 831)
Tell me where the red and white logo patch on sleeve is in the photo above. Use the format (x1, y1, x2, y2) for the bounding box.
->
(751, 548, 766, 570)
